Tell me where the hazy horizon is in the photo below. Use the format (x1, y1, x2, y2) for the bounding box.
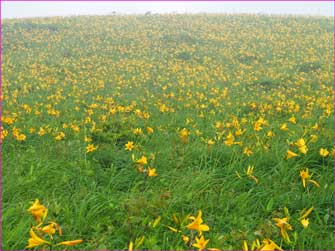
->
(2, 1, 334, 19)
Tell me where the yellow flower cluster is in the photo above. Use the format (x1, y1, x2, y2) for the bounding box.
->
(1, 14, 333, 250)
(167, 210, 214, 250)
(26, 199, 83, 249)
(243, 206, 315, 250)
(131, 154, 157, 177)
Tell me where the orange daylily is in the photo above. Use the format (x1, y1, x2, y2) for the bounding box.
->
(300, 168, 320, 188)
(26, 228, 50, 249)
(273, 217, 292, 243)
(27, 199, 48, 223)
(57, 239, 83, 246)
(186, 210, 210, 234)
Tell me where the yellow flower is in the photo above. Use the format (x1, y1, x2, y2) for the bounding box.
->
(242, 239, 276, 251)
(295, 138, 308, 154)
(129, 241, 134, 251)
(254, 117, 267, 131)
(71, 124, 80, 133)
(0, 129, 8, 141)
(246, 165, 258, 184)
(41, 224, 56, 235)
(186, 118, 192, 125)
(286, 150, 299, 159)
(192, 235, 210, 250)
(86, 144, 98, 153)
(147, 167, 158, 177)
(136, 156, 147, 165)
(151, 216, 161, 228)
(300, 168, 320, 188)
(299, 207, 313, 220)
(310, 134, 318, 142)
(288, 116, 296, 124)
(134, 236, 145, 249)
(146, 126, 154, 134)
(55, 132, 65, 141)
(186, 210, 210, 234)
(280, 123, 288, 131)
(85, 136, 92, 142)
(2, 116, 15, 125)
(27, 199, 48, 223)
(251, 239, 261, 250)
(300, 169, 310, 188)
(298, 145, 308, 154)
(38, 127, 46, 136)
(180, 128, 190, 143)
(260, 239, 283, 250)
(207, 139, 215, 146)
(242, 240, 249, 251)
(235, 128, 243, 136)
(311, 123, 319, 130)
(16, 133, 26, 141)
(125, 141, 134, 151)
(243, 147, 253, 156)
(295, 138, 306, 147)
(41, 221, 62, 238)
(267, 130, 274, 137)
(319, 148, 329, 157)
(134, 128, 143, 135)
(26, 228, 50, 249)
(182, 235, 190, 244)
(300, 218, 309, 228)
(257, 117, 268, 126)
(167, 226, 180, 233)
(12, 127, 20, 137)
(273, 217, 292, 243)
(215, 121, 224, 129)
(224, 132, 235, 146)
(57, 239, 83, 246)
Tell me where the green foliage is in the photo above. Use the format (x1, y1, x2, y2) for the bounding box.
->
(1, 14, 334, 250)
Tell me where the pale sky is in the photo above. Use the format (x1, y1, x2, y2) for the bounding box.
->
(1, 1, 334, 19)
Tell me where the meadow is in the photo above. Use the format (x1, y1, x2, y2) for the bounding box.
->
(1, 14, 334, 250)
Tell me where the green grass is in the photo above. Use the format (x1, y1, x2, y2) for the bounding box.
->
(1, 14, 334, 250)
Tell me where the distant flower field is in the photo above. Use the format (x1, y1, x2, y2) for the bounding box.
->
(1, 14, 334, 250)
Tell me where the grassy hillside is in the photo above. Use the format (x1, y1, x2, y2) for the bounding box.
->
(1, 14, 334, 250)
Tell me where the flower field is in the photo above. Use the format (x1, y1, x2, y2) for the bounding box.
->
(1, 14, 334, 250)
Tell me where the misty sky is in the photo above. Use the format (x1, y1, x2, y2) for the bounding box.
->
(2, 1, 334, 19)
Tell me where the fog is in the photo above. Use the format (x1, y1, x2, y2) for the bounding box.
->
(2, 1, 334, 19)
